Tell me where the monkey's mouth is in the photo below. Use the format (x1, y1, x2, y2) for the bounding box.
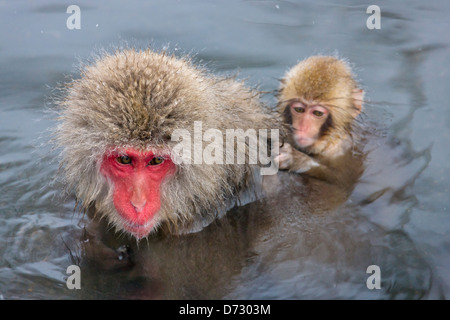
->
(295, 137, 314, 148)
(120, 218, 156, 240)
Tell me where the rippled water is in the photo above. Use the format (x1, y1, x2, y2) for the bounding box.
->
(1, 0, 449, 299)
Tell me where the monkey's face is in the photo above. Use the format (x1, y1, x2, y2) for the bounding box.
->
(100, 149, 176, 239)
(289, 101, 330, 149)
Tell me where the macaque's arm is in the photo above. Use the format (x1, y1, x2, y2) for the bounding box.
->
(275, 143, 336, 182)
(275, 143, 319, 173)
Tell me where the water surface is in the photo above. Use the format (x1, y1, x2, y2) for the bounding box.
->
(0, 0, 449, 299)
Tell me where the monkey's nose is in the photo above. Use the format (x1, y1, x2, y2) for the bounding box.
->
(131, 201, 147, 213)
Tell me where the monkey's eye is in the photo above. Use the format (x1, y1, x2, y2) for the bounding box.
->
(148, 156, 164, 166)
(312, 110, 324, 117)
(117, 155, 132, 165)
(293, 106, 305, 113)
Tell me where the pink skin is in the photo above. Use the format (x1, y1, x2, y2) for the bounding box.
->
(290, 101, 329, 149)
(100, 149, 175, 239)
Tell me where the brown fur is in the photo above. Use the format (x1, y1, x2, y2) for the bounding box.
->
(274, 55, 365, 196)
(53, 48, 278, 237)
(278, 55, 362, 157)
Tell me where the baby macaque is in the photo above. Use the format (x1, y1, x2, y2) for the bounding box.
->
(275, 56, 365, 190)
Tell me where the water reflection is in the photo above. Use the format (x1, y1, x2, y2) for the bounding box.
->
(70, 170, 432, 299)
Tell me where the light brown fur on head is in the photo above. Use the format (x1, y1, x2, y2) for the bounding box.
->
(278, 55, 363, 157)
(54, 48, 277, 237)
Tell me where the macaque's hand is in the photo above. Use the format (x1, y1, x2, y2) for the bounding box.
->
(275, 142, 320, 173)
(274, 142, 294, 170)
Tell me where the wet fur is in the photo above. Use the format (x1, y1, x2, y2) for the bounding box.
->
(53, 48, 278, 237)
(276, 55, 365, 190)
(278, 55, 362, 158)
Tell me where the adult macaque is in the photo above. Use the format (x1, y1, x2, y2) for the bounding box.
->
(275, 56, 365, 190)
(54, 48, 277, 241)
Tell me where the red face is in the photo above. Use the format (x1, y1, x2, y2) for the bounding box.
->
(290, 101, 329, 149)
(100, 149, 175, 239)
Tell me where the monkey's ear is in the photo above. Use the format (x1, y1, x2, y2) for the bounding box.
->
(352, 89, 364, 117)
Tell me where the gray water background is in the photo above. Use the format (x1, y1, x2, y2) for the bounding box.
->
(0, 0, 449, 299)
